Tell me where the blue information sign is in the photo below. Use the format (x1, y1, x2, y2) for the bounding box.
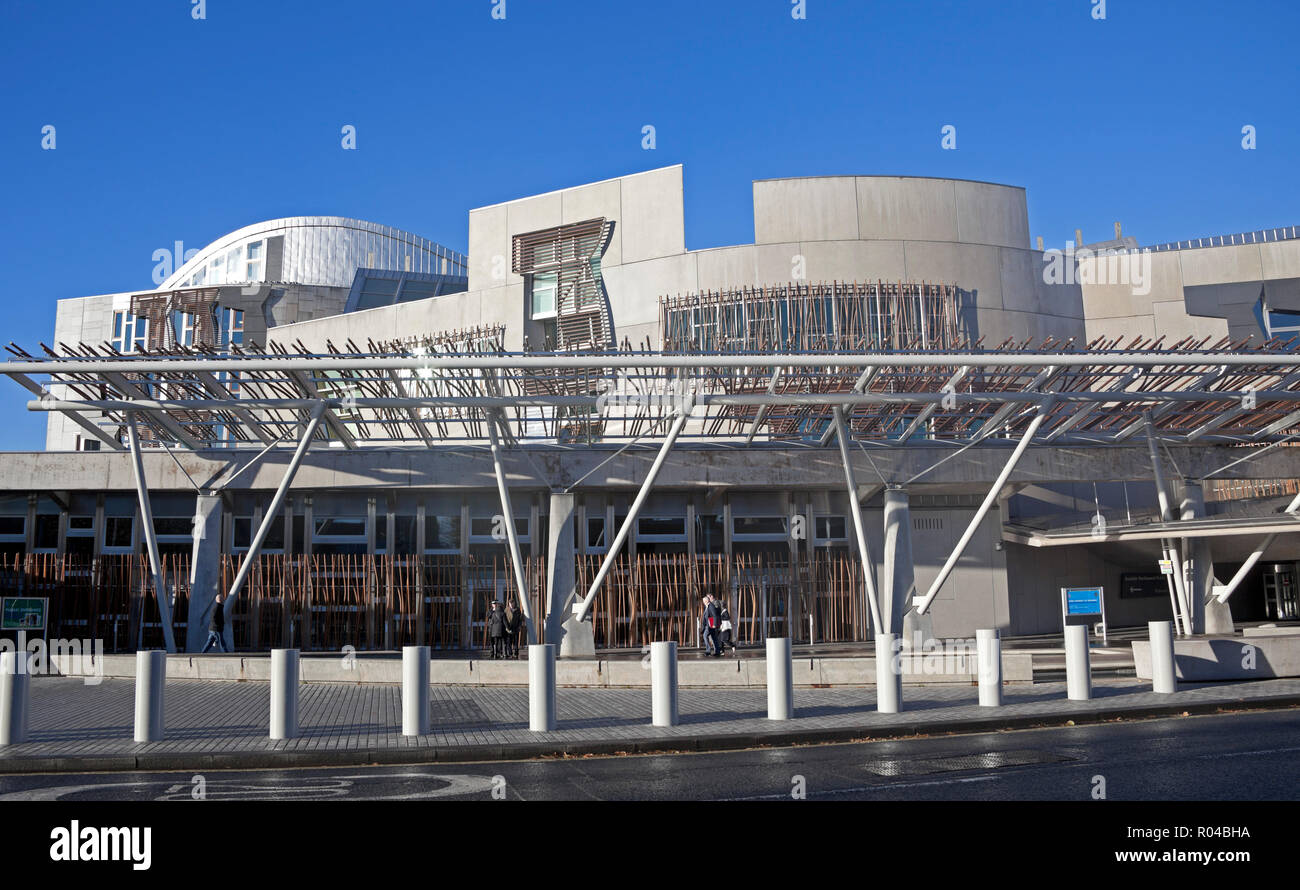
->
(1065, 588, 1104, 616)
(1060, 585, 1108, 643)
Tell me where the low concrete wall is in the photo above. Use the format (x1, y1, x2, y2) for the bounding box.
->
(52, 651, 1035, 688)
(1241, 625, 1300, 638)
(1132, 635, 1300, 681)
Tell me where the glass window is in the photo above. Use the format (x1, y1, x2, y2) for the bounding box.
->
(34, 515, 59, 549)
(152, 517, 192, 536)
(219, 306, 244, 345)
(732, 516, 788, 537)
(529, 272, 557, 319)
(314, 518, 366, 537)
(68, 516, 93, 531)
(816, 516, 847, 541)
(225, 246, 243, 280)
(171, 310, 195, 347)
(0, 517, 24, 537)
(112, 311, 148, 354)
(103, 516, 133, 549)
(638, 517, 685, 538)
(695, 514, 724, 553)
(470, 516, 528, 540)
(586, 516, 606, 549)
(424, 514, 460, 551)
(393, 515, 417, 554)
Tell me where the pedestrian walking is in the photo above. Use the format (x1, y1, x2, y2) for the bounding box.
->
(487, 600, 507, 659)
(701, 593, 723, 657)
(504, 599, 524, 658)
(718, 598, 737, 653)
(201, 594, 229, 653)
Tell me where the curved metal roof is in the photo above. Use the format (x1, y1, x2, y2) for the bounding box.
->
(159, 216, 467, 290)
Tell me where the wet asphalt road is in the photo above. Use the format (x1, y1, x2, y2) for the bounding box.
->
(1, 708, 1297, 801)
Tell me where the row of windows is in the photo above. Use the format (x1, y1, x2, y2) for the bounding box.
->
(111, 307, 244, 353)
(0, 513, 852, 555)
(177, 240, 264, 288)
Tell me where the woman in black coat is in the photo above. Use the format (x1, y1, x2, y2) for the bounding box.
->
(487, 601, 507, 659)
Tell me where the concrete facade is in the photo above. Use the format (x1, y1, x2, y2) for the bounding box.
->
(21, 166, 1300, 649)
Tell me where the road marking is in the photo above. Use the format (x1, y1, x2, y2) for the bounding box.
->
(1197, 745, 1300, 759)
(0, 772, 497, 802)
(720, 775, 997, 801)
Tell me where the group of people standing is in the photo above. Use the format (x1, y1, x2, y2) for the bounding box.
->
(486, 599, 526, 658)
(700, 593, 736, 657)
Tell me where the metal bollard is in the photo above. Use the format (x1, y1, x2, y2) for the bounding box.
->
(1065, 624, 1092, 701)
(976, 629, 1002, 707)
(1148, 620, 1178, 694)
(650, 641, 678, 727)
(270, 648, 300, 740)
(529, 644, 556, 731)
(134, 650, 167, 742)
(766, 636, 793, 720)
(1, 651, 30, 745)
(876, 633, 902, 714)
(402, 645, 430, 736)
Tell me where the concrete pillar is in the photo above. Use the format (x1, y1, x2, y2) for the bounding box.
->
(1180, 482, 1228, 634)
(188, 492, 224, 653)
(875, 633, 902, 713)
(766, 637, 793, 720)
(270, 649, 300, 739)
(546, 493, 593, 657)
(976, 628, 1002, 707)
(650, 641, 678, 727)
(1064, 625, 1091, 701)
(402, 646, 430, 736)
(1148, 620, 1178, 694)
(134, 650, 167, 742)
(881, 488, 914, 638)
(0, 652, 30, 745)
(529, 643, 557, 731)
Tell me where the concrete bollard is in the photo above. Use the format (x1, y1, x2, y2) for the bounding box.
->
(766, 637, 793, 720)
(0, 651, 30, 745)
(650, 641, 679, 727)
(1065, 624, 1092, 701)
(976, 629, 1002, 707)
(875, 633, 902, 714)
(1148, 620, 1178, 694)
(401, 645, 430, 736)
(133, 650, 167, 742)
(270, 648, 300, 740)
(529, 644, 556, 731)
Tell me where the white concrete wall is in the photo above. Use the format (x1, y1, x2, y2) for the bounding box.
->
(1081, 238, 1300, 344)
(275, 169, 1090, 353)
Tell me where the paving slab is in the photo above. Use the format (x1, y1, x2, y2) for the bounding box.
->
(1, 674, 1298, 773)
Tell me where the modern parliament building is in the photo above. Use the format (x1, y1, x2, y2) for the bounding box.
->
(4, 165, 1300, 656)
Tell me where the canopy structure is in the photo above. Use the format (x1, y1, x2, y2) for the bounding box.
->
(6, 338, 1300, 452)
(7, 337, 1300, 651)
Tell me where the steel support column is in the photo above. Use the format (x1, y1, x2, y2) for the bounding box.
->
(127, 415, 177, 653)
(1213, 488, 1300, 604)
(832, 407, 883, 637)
(573, 409, 689, 625)
(1145, 418, 1192, 635)
(486, 411, 536, 644)
(913, 408, 1049, 616)
(223, 403, 326, 641)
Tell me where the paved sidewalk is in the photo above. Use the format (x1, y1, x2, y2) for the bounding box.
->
(2, 675, 1298, 773)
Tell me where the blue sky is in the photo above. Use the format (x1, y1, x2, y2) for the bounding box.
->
(0, 0, 1296, 449)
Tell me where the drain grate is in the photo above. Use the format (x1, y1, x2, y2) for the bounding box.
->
(865, 750, 1076, 777)
(428, 699, 490, 726)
